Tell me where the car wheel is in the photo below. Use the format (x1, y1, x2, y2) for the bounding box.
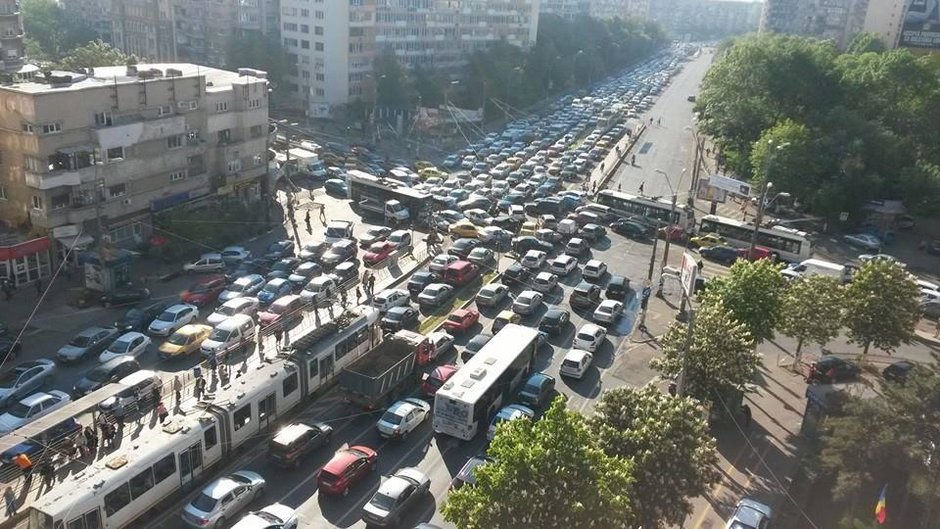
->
(213, 517, 225, 529)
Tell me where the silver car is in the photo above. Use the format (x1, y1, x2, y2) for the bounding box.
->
(231, 503, 298, 529)
(0, 359, 56, 408)
(361, 467, 431, 527)
(182, 470, 266, 528)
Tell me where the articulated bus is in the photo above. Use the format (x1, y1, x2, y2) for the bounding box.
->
(698, 214, 812, 263)
(26, 306, 382, 529)
(595, 190, 695, 231)
(432, 324, 540, 440)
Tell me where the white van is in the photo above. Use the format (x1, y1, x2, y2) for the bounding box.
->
(557, 219, 579, 236)
(200, 314, 256, 359)
(782, 259, 851, 283)
(324, 220, 355, 243)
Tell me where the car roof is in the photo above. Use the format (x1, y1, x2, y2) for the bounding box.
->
(272, 423, 315, 445)
(166, 304, 192, 313)
(580, 323, 603, 334)
(19, 392, 55, 406)
(377, 473, 414, 498)
(526, 372, 552, 385)
(387, 306, 411, 314)
(177, 324, 212, 336)
(203, 475, 243, 499)
(564, 349, 591, 362)
(323, 446, 373, 474)
(733, 498, 772, 524)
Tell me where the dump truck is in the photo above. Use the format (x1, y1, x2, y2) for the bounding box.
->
(338, 329, 432, 409)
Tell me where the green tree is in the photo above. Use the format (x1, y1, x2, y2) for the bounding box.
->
(749, 120, 824, 204)
(22, 0, 98, 58)
(373, 47, 412, 107)
(54, 40, 133, 71)
(650, 299, 758, 404)
(846, 32, 887, 54)
(443, 397, 636, 529)
(897, 162, 940, 216)
(226, 32, 287, 99)
(410, 65, 444, 107)
(844, 261, 921, 357)
(778, 275, 845, 365)
(589, 386, 720, 529)
(703, 258, 785, 342)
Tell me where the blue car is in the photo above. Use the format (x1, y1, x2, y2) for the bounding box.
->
(257, 278, 293, 305)
(265, 240, 295, 260)
(518, 372, 555, 408)
(324, 178, 347, 196)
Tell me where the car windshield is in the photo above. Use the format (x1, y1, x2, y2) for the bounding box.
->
(370, 492, 398, 511)
(6, 402, 31, 419)
(577, 332, 594, 341)
(217, 306, 237, 317)
(562, 359, 580, 369)
(70, 335, 93, 347)
(167, 333, 191, 346)
(122, 309, 144, 320)
(190, 493, 217, 513)
(263, 283, 281, 293)
(85, 366, 112, 383)
(209, 328, 232, 342)
(380, 410, 404, 425)
(325, 227, 347, 238)
(268, 303, 288, 315)
(386, 312, 404, 322)
(157, 311, 177, 322)
(523, 381, 540, 393)
(446, 315, 462, 324)
(189, 283, 212, 293)
(108, 340, 131, 353)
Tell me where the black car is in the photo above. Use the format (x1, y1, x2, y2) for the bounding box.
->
(606, 275, 629, 301)
(610, 219, 653, 239)
(408, 271, 440, 298)
(268, 422, 334, 468)
(100, 286, 152, 307)
(570, 281, 602, 309)
(265, 240, 296, 260)
(72, 356, 141, 397)
(114, 301, 172, 333)
(512, 236, 553, 255)
(0, 337, 21, 360)
(810, 355, 861, 383)
(381, 306, 419, 332)
(538, 308, 570, 335)
(518, 373, 556, 408)
(882, 360, 915, 383)
(227, 258, 268, 281)
(501, 262, 532, 287)
(464, 334, 493, 359)
(577, 223, 607, 242)
(266, 258, 301, 280)
(448, 238, 480, 259)
(700, 245, 739, 266)
(450, 455, 493, 490)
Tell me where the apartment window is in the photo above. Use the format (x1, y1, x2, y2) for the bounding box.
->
(40, 123, 62, 135)
(248, 99, 262, 109)
(301, 24, 309, 33)
(216, 101, 228, 112)
(108, 183, 126, 198)
(349, 27, 364, 37)
(0, 186, 6, 200)
(302, 71, 311, 80)
(218, 129, 231, 144)
(315, 88, 324, 96)
(283, 22, 297, 31)
(300, 8, 309, 16)
(51, 194, 70, 210)
(315, 42, 324, 51)
(315, 26, 323, 35)
(315, 10, 323, 19)
(227, 159, 242, 173)
(170, 170, 186, 181)
(315, 73, 324, 81)
(25, 157, 44, 173)
(94, 111, 113, 126)
(249, 125, 263, 138)
(301, 40, 310, 49)
(283, 38, 298, 47)
(21, 123, 33, 134)
(167, 135, 183, 149)
(106, 147, 125, 161)
(157, 105, 171, 116)
(31, 195, 42, 210)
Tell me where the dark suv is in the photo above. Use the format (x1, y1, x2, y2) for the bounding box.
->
(269, 422, 334, 468)
(501, 262, 532, 287)
(570, 281, 602, 309)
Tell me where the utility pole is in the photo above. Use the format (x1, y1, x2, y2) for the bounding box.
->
(655, 168, 686, 270)
(749, 141, 788, 255)
(636, 229, 661, 332)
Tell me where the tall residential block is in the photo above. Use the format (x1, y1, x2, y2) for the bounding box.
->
(0, 0, 24, 72)
(0, 64, 270, 262)
(648, 0, 763, 39)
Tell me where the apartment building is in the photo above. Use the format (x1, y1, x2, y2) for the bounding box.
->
(540, 0, 637, 20)
(280, 0, 540, 118)
(0, 64, 269, 266)
(111, 0, 178, 61)
(0, 0, 24, 72)
(759, 0, 906, 48)
(649, 0, 763, 39)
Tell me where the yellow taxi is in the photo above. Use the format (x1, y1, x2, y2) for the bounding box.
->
(414, 160, 435, 171)
(449, 220, 480, 239)
(520, 221, 538, 237)
(419, 167, 448, 180)
(492, 310, 521, 333)
(159, 324, 213, 359)
(690, 233, 726, 249)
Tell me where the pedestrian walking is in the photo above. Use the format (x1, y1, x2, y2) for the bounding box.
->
(156, 402, 169, 423)
(305, 209, 311, 227)
(103, 422, 115, 448)
(355, 287, 362, 304)
(630, 154, 636, 166)
(367, 275, 375, 297)
(257, 333, 265, 363)
(282, 331, 290, 350)
(39, 460, 55, 491)
(83, 426, 97, 454)
(2, 280, 11, 301)
(208, 354, 218, 378)
(657, 117, 661, 126)
(173, 375, 182, 408)
(113, 402, 126, 431)
(13, 453, 33, 484)
(194, 376, 206, 401)
(591, 181, 597, 193)
(4, 486, 16, 517)
(741, 403, 752, 428)
(638, 182, 644, 194)
(273, 329, 283, 351)
(150, 384, 161, 408)
(617, 183, 622, 191)
(319, 203, 327, 223)
(340, 289, 347, 307)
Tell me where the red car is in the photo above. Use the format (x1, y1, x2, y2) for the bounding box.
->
(317, 445, 378, 496)
(257, 295, 303, 328)
(363, 241, 397, 266)
(422, 364, 458, 397)
(443, 308, 480, 334)
(180, 275, 227, 306)
(737, 245, 774, 261)
(657, 225, 686, 242)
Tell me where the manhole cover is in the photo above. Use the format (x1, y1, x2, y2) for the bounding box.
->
(638, 142, 653, 154)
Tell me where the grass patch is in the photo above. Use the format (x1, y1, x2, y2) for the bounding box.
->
(419, 271, 498, 334)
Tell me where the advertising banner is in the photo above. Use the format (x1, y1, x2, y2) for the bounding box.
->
(696, 178, 728, 203)
(900, 0, 940, 49)
(707, 173, 753, 196)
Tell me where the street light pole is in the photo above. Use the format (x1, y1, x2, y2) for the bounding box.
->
(748, 141, 788, 255)
(655, 168, 686, 270)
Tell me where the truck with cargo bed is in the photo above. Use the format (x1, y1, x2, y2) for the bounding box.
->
(338, 329, 432, 409)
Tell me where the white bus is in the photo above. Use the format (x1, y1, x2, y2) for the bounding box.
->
(433, 324, 540, 440)
(698, 214, 812, 263)
(595, 190, 695, 231)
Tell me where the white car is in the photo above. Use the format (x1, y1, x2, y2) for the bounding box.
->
(725, 498, 772, 529)
(582, 259, 608, 281)
(468, 247, 497, 268)
(476, 283, 509, 307)
(559, 349, 593, 379)
(219, 274, 265, 302)
(376, 398, 431, 439)
(426, 331, 455, 360)
(479, 226, 512, 243)
(512, 290, 544, 315)
(858, 253, 901, 265)
(220, 246, 251, 265)
(372, 289, 411, 312)
(430, 254, 459, 274)
(593, 299, 624, 324)
(147, 304, 199, 336)
(520, 250, 547, 270)
(464, 208, 494, 226)
(300, 276, 336, 305)
(231, 503, 298, 529)
(183, 253, 225, 273)
(549, 255, 578, 276)
(0, 390, 71, 434)
(98, 331, 151, 363)
(843, 233, 881, 252)
(573, 323, 606, 352)
(359, 226, 392, 247)
(486, 404, 535, 440)
(207, 297, 260, 326)
(532, 271, 559, 293)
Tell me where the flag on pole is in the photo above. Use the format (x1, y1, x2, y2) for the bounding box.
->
(875, 484, 887, 524)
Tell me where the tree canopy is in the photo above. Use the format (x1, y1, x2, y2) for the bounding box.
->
(226, 33, 286, 100)
(22, 0, 98, 60)
(443, 397, 637, 529)
(844, 261, 921, 356)
(53, 40, 132, 71)
(778, 275, 845, 363)
(589, 386, 720, 528)
(651, 298, 758, 404)
(702, 258, 786, 342)
(697, 34, 940, 219)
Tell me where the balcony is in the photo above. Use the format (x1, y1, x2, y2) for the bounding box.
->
(25, 171, 82, 190)
(93, 114, 187, 146)
(0, 30, 23, 39)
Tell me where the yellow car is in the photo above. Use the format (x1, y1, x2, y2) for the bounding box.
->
(492, 310, 521, 333)
(690, 233, 726, 249)
(449, 220, 480, 239)
(415, 160, 435, 171)
(520, 221, 538, 237)
(159, 324, 213, 359)
(419, 167, 447, 180)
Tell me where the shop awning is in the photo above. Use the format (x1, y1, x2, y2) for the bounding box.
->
(55, 233, 95, 249)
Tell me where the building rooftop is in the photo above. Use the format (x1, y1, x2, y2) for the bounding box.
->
(1, 63, 267, 95)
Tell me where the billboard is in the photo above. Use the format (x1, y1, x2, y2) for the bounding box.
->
(707, 173, 752, 196)
(900, 0, 940, 49)
(679, 252, 699, 298)
(696, 177, 728, 203)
